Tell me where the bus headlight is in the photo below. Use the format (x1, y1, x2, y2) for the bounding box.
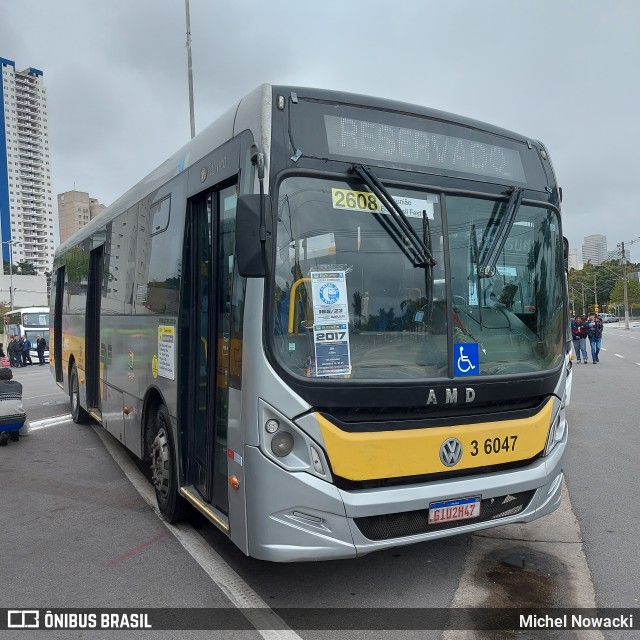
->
(271, 431, 294, 457)
(544, 404, 567, 455)
(258, 400, 331, 480)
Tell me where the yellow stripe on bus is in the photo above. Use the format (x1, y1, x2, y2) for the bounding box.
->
(316, 399, 553, 481)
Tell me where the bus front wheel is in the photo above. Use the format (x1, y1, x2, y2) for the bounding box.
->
(150, 404, 185, 523)
(70, 364, 90, 424)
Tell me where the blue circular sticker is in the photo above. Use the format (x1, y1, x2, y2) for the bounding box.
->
(319, 283, 340, 305)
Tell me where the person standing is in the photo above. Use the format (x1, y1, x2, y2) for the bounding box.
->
(7, 336, 19, 368)
(571, 314, 588, 363)
(587, 312, 604, 363)
(36, 335, 47, 365)
(21, 336, 33, 367)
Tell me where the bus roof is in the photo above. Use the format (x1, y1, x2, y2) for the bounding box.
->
(54, 84, 546, 258)
(4, 306, 49, 315)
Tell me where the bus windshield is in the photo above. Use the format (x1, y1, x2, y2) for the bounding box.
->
(271, 175, 564, 380)
(22, 312, 49, 327)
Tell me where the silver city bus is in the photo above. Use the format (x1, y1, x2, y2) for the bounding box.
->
(51, 85, 568, 561)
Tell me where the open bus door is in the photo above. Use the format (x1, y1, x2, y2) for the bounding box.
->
(179, 183, 236, 516)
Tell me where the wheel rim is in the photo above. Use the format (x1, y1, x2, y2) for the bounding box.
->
(71, 375, 79, 416)
(151, 425, 171, 502)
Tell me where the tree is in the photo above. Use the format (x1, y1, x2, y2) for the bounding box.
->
(14, 261, 37, 275)
(568, 260, 640, 313)
(609, 278, 640, 315)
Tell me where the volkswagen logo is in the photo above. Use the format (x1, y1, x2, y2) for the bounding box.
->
(440, 438, 463, 467)
(200, 166, 208, 182)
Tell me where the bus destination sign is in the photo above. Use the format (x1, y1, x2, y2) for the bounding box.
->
(324, 115, 527, 183)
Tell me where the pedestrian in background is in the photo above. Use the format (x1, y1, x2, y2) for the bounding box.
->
(587, 312, 604, 363)
(7, 336, 19, 368)
(36, 335, 47, 365)
(21, 336, 33, 367)
(571, 314, 588, 363)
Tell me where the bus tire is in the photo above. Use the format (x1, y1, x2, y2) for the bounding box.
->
(150, 404, 185, 523)
(70, 364, 90, 424)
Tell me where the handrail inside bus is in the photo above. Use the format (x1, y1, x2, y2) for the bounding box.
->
(288, 277, 310, 334)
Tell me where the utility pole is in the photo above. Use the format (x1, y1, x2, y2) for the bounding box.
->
(185, 0, 196, 139)
(570, 285, 575, 316)
(593, 270, 598, 310)
(619, 241, 630, 330)
(581, 283, 585, 316)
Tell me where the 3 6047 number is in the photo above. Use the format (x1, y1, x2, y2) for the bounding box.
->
(469, 435, 518, 457)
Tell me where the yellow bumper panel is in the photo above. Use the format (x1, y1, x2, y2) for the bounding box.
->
(316, 399, 553, 481)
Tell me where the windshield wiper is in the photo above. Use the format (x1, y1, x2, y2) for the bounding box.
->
(478, 187, 524, 277)
(470, 223, 484, 329)
(351, 164, 437, 269)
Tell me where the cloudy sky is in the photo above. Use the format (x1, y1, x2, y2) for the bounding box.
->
(3, 0, 640, 261)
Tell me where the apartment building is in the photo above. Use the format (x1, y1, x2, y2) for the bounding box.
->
(58, 190, 106, 244)
(0, 57, 56, 274)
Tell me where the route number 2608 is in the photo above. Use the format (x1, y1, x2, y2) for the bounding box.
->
(332, 188, 381, 212)
(470, 435, 518, 456)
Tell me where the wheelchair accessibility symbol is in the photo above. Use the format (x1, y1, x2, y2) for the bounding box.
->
(454, 343, 480, 376)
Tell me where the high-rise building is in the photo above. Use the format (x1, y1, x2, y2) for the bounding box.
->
(581, 234, 607, 266)
(568, 248, 579, 270)
(57, 190, 106, 244)
(0, 57, 56, 274)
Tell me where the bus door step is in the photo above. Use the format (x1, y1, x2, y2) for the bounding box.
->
(179, 485, 230, 534)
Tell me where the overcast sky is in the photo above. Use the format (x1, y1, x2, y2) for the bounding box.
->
(3, 0, 640, 261)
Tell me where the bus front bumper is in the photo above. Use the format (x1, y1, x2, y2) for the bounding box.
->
(244, 434, 566, 563)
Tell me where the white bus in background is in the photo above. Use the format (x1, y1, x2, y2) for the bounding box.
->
(3, 306, 50, 363)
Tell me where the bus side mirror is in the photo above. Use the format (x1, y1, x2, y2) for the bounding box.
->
(236, 194, 273, 277)
(563, 236, 569, 272)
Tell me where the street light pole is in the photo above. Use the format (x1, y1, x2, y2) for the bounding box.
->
(9, 244, 13, 310)
(619, 241, 630, 330)
(1, 240, 17, 310)
(185, 0, 196, 139)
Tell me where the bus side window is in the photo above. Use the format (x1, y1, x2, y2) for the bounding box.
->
(140, 194, 181, 315)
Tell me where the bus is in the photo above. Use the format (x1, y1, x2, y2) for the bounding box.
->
(4, 306, 50, 363)
(51, 85, 568, 562)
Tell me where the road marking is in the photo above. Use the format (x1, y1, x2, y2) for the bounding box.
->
(614, 353, 624, 358)
(29, 414, 73, 431)
(27, 392, 68, 400)
(93, 426, 303, 640)
(107, 530, 172, 566)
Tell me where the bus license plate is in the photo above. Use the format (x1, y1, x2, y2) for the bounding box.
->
(428, 496, 481, 524)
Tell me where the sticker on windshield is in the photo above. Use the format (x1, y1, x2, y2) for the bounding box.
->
(310, 270, 352, 377)
(310, 270, 349, 323)
(313, 323, 351, 377)
(331, 188, 434, 219)
(332, 188, 381, 212)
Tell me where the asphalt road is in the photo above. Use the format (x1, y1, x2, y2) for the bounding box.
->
(564, 325, 640, 618)
(1, 341, 639, 639)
